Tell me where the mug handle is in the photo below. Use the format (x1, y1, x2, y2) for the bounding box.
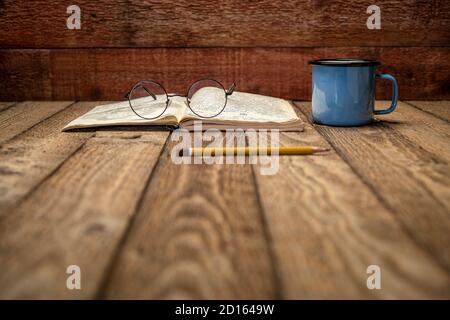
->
(374, 73, 398, 115)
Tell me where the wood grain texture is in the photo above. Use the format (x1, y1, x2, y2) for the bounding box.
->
(0, 101, 449, 299)
(379, 101, 450, 166)
(1, 47, 449, 101)
(295, 101, 450, 273)
(0, 102, 105, 212)
(0, 50, 51, 100)
(406, 101, 450, 122)
(0, 102, 16, 112)
(252, 107, 449, 299)
(0, 131, 169, 299)
(0, 101, 74, 144)
(1, 0, 449, 48)
(102, 135, 277, 299)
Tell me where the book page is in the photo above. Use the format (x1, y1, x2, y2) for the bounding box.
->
(182, 88, 299, 123)
(63, 95, 187, 130)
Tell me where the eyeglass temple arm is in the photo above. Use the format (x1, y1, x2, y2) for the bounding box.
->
(226, 83, 236, 96)
(125, 82, 235, 99)
(124, 86, 157, 100)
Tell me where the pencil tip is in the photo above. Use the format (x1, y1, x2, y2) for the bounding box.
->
(312, 147, 331, 153)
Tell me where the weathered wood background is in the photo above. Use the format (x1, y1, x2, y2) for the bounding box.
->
(0, 0, 449, 100)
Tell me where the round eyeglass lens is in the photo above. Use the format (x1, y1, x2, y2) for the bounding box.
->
(187, 79, 227, 118)
(129, 80, 168, 119)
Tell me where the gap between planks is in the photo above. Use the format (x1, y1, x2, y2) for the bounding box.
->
(404, 101, 450, 123)
(0, 129, 170, 298)
(0, 101, 75, 144)
(294, 101, 450, 274)
(1, 100, 445, 297)
(94, 133, 171, 299)
(0, 102, 17, 112)
(100, 132, 279, 299)
(0, 101, 170, 298)
(0, 101, 107, 212)
(0, 102, 277, 299)
(250, 102, 449, 298)
(249, 158, 284, 300)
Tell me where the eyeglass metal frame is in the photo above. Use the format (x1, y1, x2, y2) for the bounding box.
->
(125, 79, 236, 120)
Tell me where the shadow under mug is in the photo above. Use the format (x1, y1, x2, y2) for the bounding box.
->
(309, 59, 398, 126)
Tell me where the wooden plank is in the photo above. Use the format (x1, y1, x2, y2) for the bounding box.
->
(0, 1, 449, 47)
(0, 102, 16, 112)
(252, 108, 450, 299)
(0, 102, 106, 212)
(378, 101, 450, 165)
(0, 49, 51, 100)
(0, 131, 169, 299)
(1, 47, 449, 101)
(102, 135, 277, 299)
(295, 101, 450, 273)
(376, 101, 450, 211)
(405, 101, 450, 122)
(0, 101, 74, 144)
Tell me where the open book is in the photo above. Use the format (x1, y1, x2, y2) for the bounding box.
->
(63, 90, 303, 131)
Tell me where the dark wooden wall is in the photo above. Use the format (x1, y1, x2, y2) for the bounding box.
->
(1, 0, 449, 100)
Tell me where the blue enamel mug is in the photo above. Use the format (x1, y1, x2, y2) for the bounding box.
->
(309, 59, 398, 126)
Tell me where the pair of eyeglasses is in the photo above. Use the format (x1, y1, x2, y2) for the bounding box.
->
(125, 79, 236, 120)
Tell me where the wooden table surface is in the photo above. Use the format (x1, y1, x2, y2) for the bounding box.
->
(0, 100, 449, 299)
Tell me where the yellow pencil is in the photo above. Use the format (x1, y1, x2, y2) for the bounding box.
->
(184, 146, 330, 156)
